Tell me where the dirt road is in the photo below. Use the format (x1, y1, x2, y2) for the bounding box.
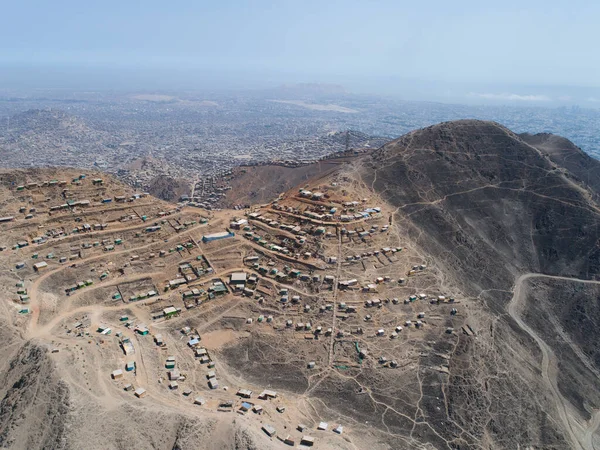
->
(508, 273, 600, 450)
(26, 220, 210, 337)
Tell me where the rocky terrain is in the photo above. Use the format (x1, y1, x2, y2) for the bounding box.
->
(147, 175, 191, 203)
(221, 159, 347, 208)
(0, 121, 599, 449)
(360, 120, 600, 448)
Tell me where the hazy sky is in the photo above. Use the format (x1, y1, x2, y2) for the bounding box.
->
(1, 0, 599, 92)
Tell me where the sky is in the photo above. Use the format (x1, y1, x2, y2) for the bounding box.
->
(1, 0, 599, 101)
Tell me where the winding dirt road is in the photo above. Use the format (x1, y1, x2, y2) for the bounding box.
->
(26, 220, 210, 337)
(508, 273, 600, 450)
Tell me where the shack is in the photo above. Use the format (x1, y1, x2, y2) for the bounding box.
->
(134, 388, 147, 398)
(33, 261, 48, 272)
(202, 231, 235, 243)
(230, 272, 247, 286)
(163, 306, 180, 318)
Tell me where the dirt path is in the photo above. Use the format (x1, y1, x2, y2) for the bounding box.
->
(326, 231, 343, 366)
(508, 273, 600, 450)
(31, 272, 164, 338)
(586, 410, 600, 450)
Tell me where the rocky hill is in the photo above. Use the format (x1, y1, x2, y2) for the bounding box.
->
(222, 159, 346, 207)
(521, 131, 600, 198)
(361, 119, 600, 448)
(146, 175, 190, 202)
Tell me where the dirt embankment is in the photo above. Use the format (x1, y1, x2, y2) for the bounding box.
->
(147, 175, 191, 202)
(222, 159, 350, 207)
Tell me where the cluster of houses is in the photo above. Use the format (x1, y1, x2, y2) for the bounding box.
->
(110, 330, 147, 398)
(65, 279, 94, 295)
(340, 224, 389, 241)
(222, 271, 260, 298)
(8, 223, 108, 252)
(249, 261, 324, 286)
(163, 257, 215, 297)
(177, 256, 213, 282)
(49, 199, 91, 212)
(99, 193, 147, 205)
(246, 212, 338, 247)
(260, 420, 343, 446)
(181, 327, 219, 388)
(248, 212, 301, 234)
(16, 174, 150, 219)
(298, 189, 326, 201)
(243, 230, 293, 256)
(14, 281, 30, 313)
(126, 289, 158, 303)
(273, 190, 383, 224)
(15, 179, 69, 192)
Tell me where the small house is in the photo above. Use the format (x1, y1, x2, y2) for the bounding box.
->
(237, 388, 252, 398)
(163, 306, 179, 318)
(230, 272, 247, 285)
(258, 390, 278, 399)
(240, 402, 252, 412)
(134, 387, 147, 398)
(33, 261, 48, 272)
(262, 425, 276, 437)
(135, 326, 149, 335)
(300, 436, 315, 446)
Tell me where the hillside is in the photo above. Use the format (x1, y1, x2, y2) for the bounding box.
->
(0, 110, 118, 168)
(1, 121, 600, 449)
(146, 175, 190, 202)
(521, 131, 600, 198)
(360, 119, 600, 448)
(222, 159, 349, 207)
